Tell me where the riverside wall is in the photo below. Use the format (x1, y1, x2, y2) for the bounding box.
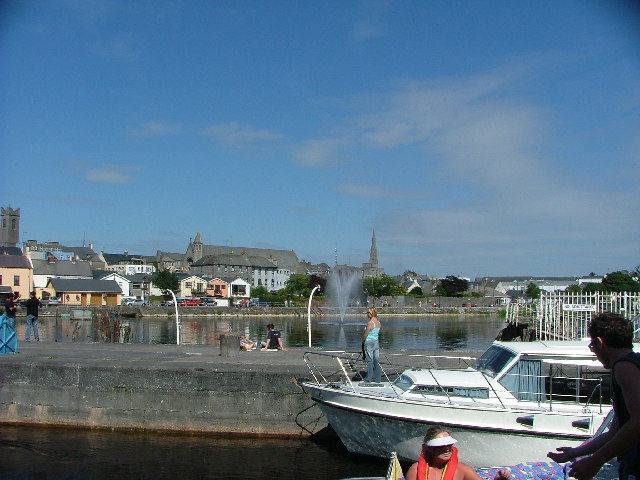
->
(0, 343, 484, 438)
(0, 343, 326, 437)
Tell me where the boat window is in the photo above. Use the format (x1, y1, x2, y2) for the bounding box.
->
(410, 385, 489, 399)
(472, 345, 517, 378)
(499, 359, 544, 401)
(394, 374, 414, 392)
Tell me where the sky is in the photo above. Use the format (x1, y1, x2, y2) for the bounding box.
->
(1, 1, 639, 279)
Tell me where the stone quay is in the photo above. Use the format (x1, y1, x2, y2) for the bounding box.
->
(0, 342, 482, 438)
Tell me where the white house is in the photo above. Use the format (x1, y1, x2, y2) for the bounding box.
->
(94, 271, 132, 296)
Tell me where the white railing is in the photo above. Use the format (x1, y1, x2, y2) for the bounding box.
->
(506, 292, 640, 341)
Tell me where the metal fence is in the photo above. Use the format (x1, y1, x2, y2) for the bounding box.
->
(507, 292, 640, 341)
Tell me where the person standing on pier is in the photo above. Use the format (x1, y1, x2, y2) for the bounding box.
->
(548, 312, 640, 480)
(25, 291, 40, 342)
(4, 292, 18, 329)
(363, 307, 381, 383)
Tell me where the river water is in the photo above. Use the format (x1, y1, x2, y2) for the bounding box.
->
(16, 312, 506, 351)
(2, 315, 508, 479)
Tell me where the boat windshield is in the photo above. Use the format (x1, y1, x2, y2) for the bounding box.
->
(472, 345, 517, 378)
(394, 374, 414, 392)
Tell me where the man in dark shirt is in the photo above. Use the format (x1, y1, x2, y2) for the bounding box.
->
(260, 323, 287, 351)
(4, 292, 18, 329)
(25, 291, 40, 342)
(548, 312, 640, 480)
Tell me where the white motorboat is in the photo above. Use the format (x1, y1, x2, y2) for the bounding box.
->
(302, 340, 621, 468)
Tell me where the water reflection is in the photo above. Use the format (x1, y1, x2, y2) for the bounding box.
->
(15, 313, 505, 351)
(0, 425, 389, 480)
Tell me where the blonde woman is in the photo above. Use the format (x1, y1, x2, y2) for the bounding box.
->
(363, 307, 381, 383)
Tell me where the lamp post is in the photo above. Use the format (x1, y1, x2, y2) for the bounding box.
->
(307, 285, 321, 348)
(166, 289, 180, 345)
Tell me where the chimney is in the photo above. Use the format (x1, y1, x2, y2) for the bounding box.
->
(124, 250, 128, 256)
(89, 243, 93, 250)
(71, 255, 77, 264)
(47, 254, 56, 264)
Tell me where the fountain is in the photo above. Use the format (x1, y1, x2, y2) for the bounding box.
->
(327, 267, 362, 323)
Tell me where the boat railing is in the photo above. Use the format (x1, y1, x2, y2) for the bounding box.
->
(303, 351, 609, 414)
(496, 370, 607, 413)
(303, 350, 478, 400)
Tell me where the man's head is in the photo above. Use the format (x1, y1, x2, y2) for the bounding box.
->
(31, 291, 37, 298)
(588, 312, 633, 350)
(267, 323, 275, 330)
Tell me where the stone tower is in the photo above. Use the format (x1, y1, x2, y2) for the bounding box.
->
(193, 232, 203, 262)
(0, 207, 20, 247)
(369, 229, 378, 267)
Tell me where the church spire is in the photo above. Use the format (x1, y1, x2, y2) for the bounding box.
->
(369, 229, 378, 267)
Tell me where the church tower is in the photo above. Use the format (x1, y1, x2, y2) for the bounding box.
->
(0, 207, 20, 247)
(193, 232, 203, 262)
(369, 229, 378, 267)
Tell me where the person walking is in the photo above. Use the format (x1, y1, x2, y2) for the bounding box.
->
(363, 307, 381, 383)
(548, 312, 640, 480)
(25, 291, 40, 342)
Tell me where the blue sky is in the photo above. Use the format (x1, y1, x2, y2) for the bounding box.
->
(2, 1, 639, 278)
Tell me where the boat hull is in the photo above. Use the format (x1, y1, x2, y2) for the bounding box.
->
(307, 384, 599, 468)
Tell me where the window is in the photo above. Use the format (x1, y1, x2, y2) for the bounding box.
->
(411, 384, 489, 399)
(472, 345, 516, 378)
(0, 274, 2, 284)
(13, 275, 20, 286)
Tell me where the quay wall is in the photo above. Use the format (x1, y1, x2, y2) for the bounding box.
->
(0, 344, 327, 437)
(0, 344, 484, 437)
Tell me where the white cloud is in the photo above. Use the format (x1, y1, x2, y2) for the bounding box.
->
(203, 122, 284, 146)
(350, 0, 390, 41)
(337, 183, 420, 199)
(128, 122, 181, 137)
(85, 164, 140, 184)
(291, 138, 349, 167)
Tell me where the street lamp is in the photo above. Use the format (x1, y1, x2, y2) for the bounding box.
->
(166, 289, 180, 345)
(307, 285, 321, 348)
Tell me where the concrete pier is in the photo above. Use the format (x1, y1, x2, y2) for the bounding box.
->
(0, 343, 482, 438)
(0, 343, 327, 437)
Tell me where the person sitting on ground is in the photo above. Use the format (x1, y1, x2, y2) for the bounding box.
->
(260, 323, 287, 351)
(405, 425, 510, 480)
(239, 336, 256, 351)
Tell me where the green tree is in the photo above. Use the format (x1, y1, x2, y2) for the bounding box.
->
(152, 269, 179, 293)
(438, 276, 469, 297)
(363, 275, 401, 303)
(284, 274, 312, 298)
(602, 271, 640, 292)
(525, 283, 541, 299)
(408, 286, 424, 296)
(565, 285, 582, 293)
(251, 286, 269, 299)
(584, 282, 606, 293)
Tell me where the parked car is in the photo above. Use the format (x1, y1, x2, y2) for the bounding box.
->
(127, 299, 147, 307)
(160, 300, 175, 306)
(178, 298, 201, 306)
(42, 297, 61, 306)
(121, 296, 136, 305)
(199, 297, 217, 306)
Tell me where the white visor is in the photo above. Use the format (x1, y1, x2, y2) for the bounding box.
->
(424, 436, 458, 447)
